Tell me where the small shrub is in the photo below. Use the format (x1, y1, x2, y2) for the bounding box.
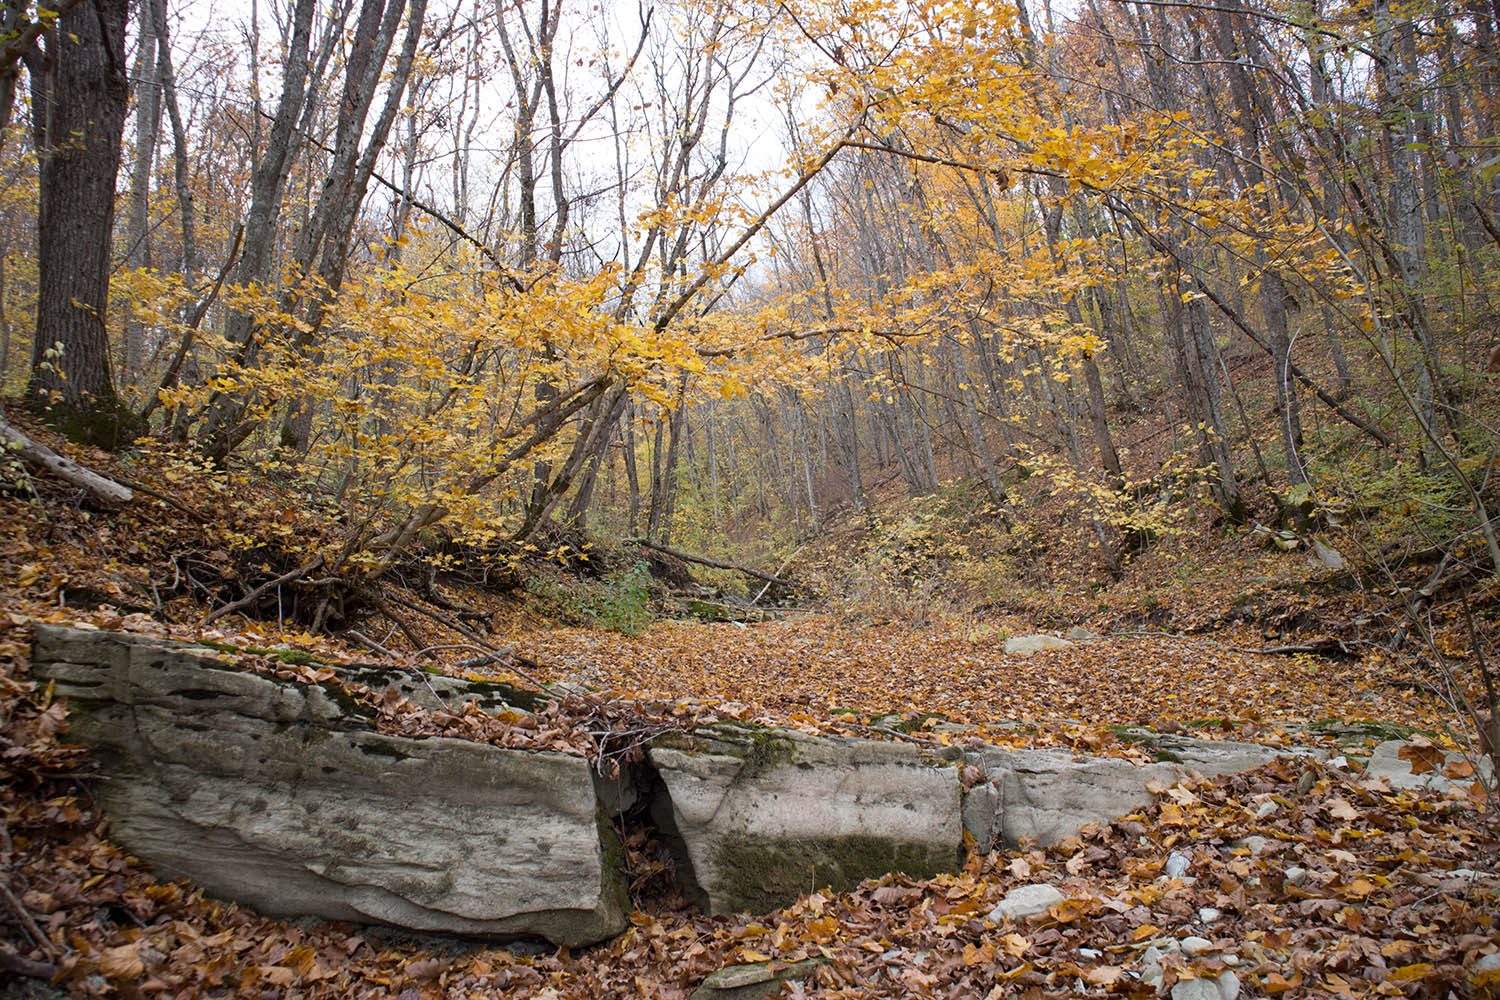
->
(591, 560, 654, 636)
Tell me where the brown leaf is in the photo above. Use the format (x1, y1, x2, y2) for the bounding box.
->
(1085, 964, 1124, 987)
(99, 943, 144, 980)
(404, 957, 447, 981)
(1398, 741, 1443, 776)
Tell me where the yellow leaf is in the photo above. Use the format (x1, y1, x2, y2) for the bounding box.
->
(1387, 964, 1434, 983)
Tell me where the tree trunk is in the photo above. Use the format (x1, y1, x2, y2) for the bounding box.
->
(123, 0, 160, 385)
(25, 0, 134, 448)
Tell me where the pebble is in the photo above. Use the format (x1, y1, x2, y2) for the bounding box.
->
(1237, 835, 1269, 855)
(1284, 866, 1309, 886)
(1197, 907, 1222, 923)
(1170, 980, 1220, 1000)
(1474, 952, 1500, 973)
(986, 883, 1065, 922)
(1180, 935, 1214, 957)
(1254, 800, 1278, 819)
(1165, 852, 1192, 879)
(1169, 971, 1242, 1000)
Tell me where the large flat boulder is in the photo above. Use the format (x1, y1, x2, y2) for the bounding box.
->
(967, 735, 1326, 847)
(972, 747, 1181, 846)
(649, 726, 963, 915)
(32, 626, 627, 946)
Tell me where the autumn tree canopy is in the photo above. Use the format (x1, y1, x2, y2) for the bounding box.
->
(0, 0, 1494, 591)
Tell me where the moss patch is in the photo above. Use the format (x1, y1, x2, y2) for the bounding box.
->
(708, 834, 963, 915)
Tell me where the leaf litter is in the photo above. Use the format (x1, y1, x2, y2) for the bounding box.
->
(0, 451, 1496, 998)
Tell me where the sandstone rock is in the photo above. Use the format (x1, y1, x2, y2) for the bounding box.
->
(986, 883, 1065, 921)
(691, 958, 825, 1000)
(32, 626, 626, 945)
(1147, 734, 1324, 775)
(961, 779, 1002, 854)
(1309, 539, 1347, 571)
(971, 746, 1180, 846)
(1002, 634, 1073, 655)
(1179, 935, 1214, 957)
(648, 726, 964, 915)
(1172, 972, 1240, 1000)
(1365, 740, 1490, 792)
(1067, 626, 1101, 640)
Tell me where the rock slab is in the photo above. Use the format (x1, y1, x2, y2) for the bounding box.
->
(1365, 739, 1490, 792)
(1002, 634, 1073, 655)
(690, 959, 825, 1000)
(32, 626, 627, 946)
(649, 726, 963, 915)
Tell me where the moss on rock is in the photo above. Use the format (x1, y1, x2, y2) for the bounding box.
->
(708, 835, 962, 915)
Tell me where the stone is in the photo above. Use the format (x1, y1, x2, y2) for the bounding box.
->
(1365, 740, 1491, 792)
(1179, 935, 1214, 957)
(1165, 852, 1191, 879)
(1473, 952, 1500, 974)
(1171, 980, 1221, 1000)
(1236, 836, 1269, 855)
(690, 958, 825, 1000)
(961, 779, 1002, 854)
(1141, 942, 1177, 990)
(648, 726, 964, 915)
(986, 883, 1065, 922)
(1309, 539, 1347, 571)
(1283, 866, 1309, 885)
(31, 626, 627, 945)
(1197, 907, 1222, 923)
(1170, 973, 1240, 1000)
(1067, 626, 1101, 640)
(971, 746, 1180, 846)
(1144, 733, 1327, 776)
(1002, 634, 1073, 655)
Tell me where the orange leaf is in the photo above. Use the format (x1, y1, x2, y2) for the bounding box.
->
(1397, 742, 1443, 775)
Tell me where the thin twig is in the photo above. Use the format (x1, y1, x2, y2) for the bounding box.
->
(0, 949, 59, 981)
(0, 881, 54, 958)
(203, 556, 324, 624)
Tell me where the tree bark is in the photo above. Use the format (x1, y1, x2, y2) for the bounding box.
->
(25, 0, 134, 447)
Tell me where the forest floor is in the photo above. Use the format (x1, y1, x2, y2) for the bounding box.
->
(0, 420, 1496, 999)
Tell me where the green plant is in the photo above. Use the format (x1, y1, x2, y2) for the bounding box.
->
(592, 560, 654, 636)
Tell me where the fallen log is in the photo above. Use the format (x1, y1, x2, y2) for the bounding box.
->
(632, 538, 802, 590)
(0, 417, 133, 505)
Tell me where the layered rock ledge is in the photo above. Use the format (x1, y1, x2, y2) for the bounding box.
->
(33, 625, 1437, 946)
(32, 625, 627, 946)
